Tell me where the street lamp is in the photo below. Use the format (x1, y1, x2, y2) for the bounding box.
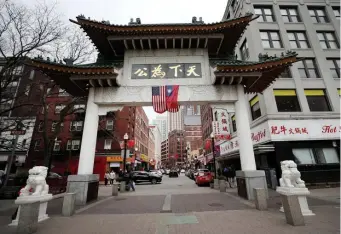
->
(134, 147, 138, 170)
(123, 133, 129, 173)
(210, 133, 217, 178)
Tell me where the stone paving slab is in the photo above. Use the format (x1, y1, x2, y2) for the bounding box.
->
(172, 193, 250, 213)
(80, 195, 166, 214)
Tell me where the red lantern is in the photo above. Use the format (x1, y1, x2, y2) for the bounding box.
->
(204, 140, 211, 151)
(127, 140, 135, 148)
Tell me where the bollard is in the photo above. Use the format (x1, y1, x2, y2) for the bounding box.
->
(119, 181, 126, 193)
(214, 179, 219, 190)
(219, 180, 226, 192)
(112, 182, 119, 196)
(254, 188, 267, 210)
(17, 202, 39, 234)
(62, 193, 76, 217)
(281, 194, 305, 226)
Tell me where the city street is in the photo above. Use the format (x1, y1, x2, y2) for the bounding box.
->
(1, 174, 340, 234)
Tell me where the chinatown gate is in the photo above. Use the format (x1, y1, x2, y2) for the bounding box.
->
(30, 14, 298, 205)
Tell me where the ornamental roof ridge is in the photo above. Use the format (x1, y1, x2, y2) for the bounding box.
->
(71, 12, 255, 28)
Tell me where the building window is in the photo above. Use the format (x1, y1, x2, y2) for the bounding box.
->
(70, 121, 83, 131)
(22, 139, 27, 148)
(231, 115, 237, 132)
(67, 140, 81, 151)
(305, 90, 331, 112)
(55, 104, 65, 114)
(296, 59, 319, 78)
(250, 96, 262, 120)
(327, 59, 340, 78)
(254, 6, 275, 22)
(53, 141, 61, 151)
(106, 120, 114, 130)
(280, 7, 301, 22)
(292, 148, 339, 165)
(104, 139, 112, 150)
(73, 104, 85, 113)
(333, 7, 340, 20)
(278, 67, 292, 78)
(25, 85, 31, 96)
(51, 121, 57, 132)
(317, 32, 339, 49)
(38, 121, 43, 132)
(308, 7, 329, 23)
(240, 39, 249, 60)
(34, 140, 41, 151)
(260, 31, 282, 48)
(287, 31, 310, 49)
(274, 89, 301, 112)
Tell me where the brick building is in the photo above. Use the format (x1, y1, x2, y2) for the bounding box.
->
(168, 130, 186, 167)
(184, 125, 203, 153)
(200, 104, 213, 155)
(148, 127, 155, 169)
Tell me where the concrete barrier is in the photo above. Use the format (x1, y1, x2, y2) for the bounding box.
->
(253, 188, 267, 210)
(17, 202, 39, 234)
(112, 182, 119, 196)
(280, 194, 305, 226)
(62, 193, 76, 217)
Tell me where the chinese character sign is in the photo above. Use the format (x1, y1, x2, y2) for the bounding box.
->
(216, 109, 230, 139)
(131, 63, 202, 79)
(212, 121, 221, 136)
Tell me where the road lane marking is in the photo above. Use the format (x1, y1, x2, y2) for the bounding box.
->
(161, 194, 172, 213)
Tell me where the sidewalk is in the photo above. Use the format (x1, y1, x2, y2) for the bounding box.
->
(1, 206, 339, 234)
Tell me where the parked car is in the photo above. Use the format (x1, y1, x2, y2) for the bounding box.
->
(165, 169, 170, 175)
(149, 170, 162, 177)
(132, 171, 162, 184)
(195, 170, 213, 186)
(194, 169, 210, 178)
(169, 170, 178, 178)
(0, 172, 67, 199)
(180, 169, 185, 173)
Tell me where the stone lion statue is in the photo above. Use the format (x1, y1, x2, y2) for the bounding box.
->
(279, 160, 306, 188)
(20, 166, 49, 196)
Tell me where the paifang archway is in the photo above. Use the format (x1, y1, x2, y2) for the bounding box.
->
(30, 13, 298, 204)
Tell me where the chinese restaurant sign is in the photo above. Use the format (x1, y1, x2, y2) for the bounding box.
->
(131, 63, 202, 79)
(219, 119, 340, 156)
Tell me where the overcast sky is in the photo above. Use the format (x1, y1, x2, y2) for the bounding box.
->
(28, 0, 228, 122)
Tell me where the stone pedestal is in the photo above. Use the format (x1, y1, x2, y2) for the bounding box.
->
(62, 193, 76, 216)
(254, 188, 267, 210)
(67, 174, 99, 206)
(280, 194, 305, 226)
(213, 179, 219, 190)
(17, 202, 40, 234)
(10, 194, 53, 226)
(236, 170, 268, 200)
(277, 187, 315, 216)
(112, 182, 119, 196)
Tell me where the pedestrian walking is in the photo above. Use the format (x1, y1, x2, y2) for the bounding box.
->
(110, 170, 115, 184)
(104, 171, 110, 186)
(128, 170, 135, 191)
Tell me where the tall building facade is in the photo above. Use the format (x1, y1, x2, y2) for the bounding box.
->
(184, 105, 201, 116)
(167, 106, 184, 132)
(220, 0, 340, 184)
(150, 125, 162, 169)
(161, 139, 168, 166)
(168, 130, 186, 166)
(151, 115, 168, 142)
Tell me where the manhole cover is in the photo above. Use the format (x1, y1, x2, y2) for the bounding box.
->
(115, 197, 127, 201)
(178, 185, 182, 186)
(208, 203, 223, 207)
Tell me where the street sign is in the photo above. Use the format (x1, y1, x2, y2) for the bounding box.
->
(10, 130, 26, 135)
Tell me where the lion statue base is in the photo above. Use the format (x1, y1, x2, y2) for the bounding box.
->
(19, 166, 50, 197)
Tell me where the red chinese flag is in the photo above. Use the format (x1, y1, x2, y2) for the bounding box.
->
(127, 140, 135, 148)
(165, 85, 180, 112)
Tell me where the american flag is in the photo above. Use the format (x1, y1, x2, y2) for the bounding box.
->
(152, 86, 167, 114)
